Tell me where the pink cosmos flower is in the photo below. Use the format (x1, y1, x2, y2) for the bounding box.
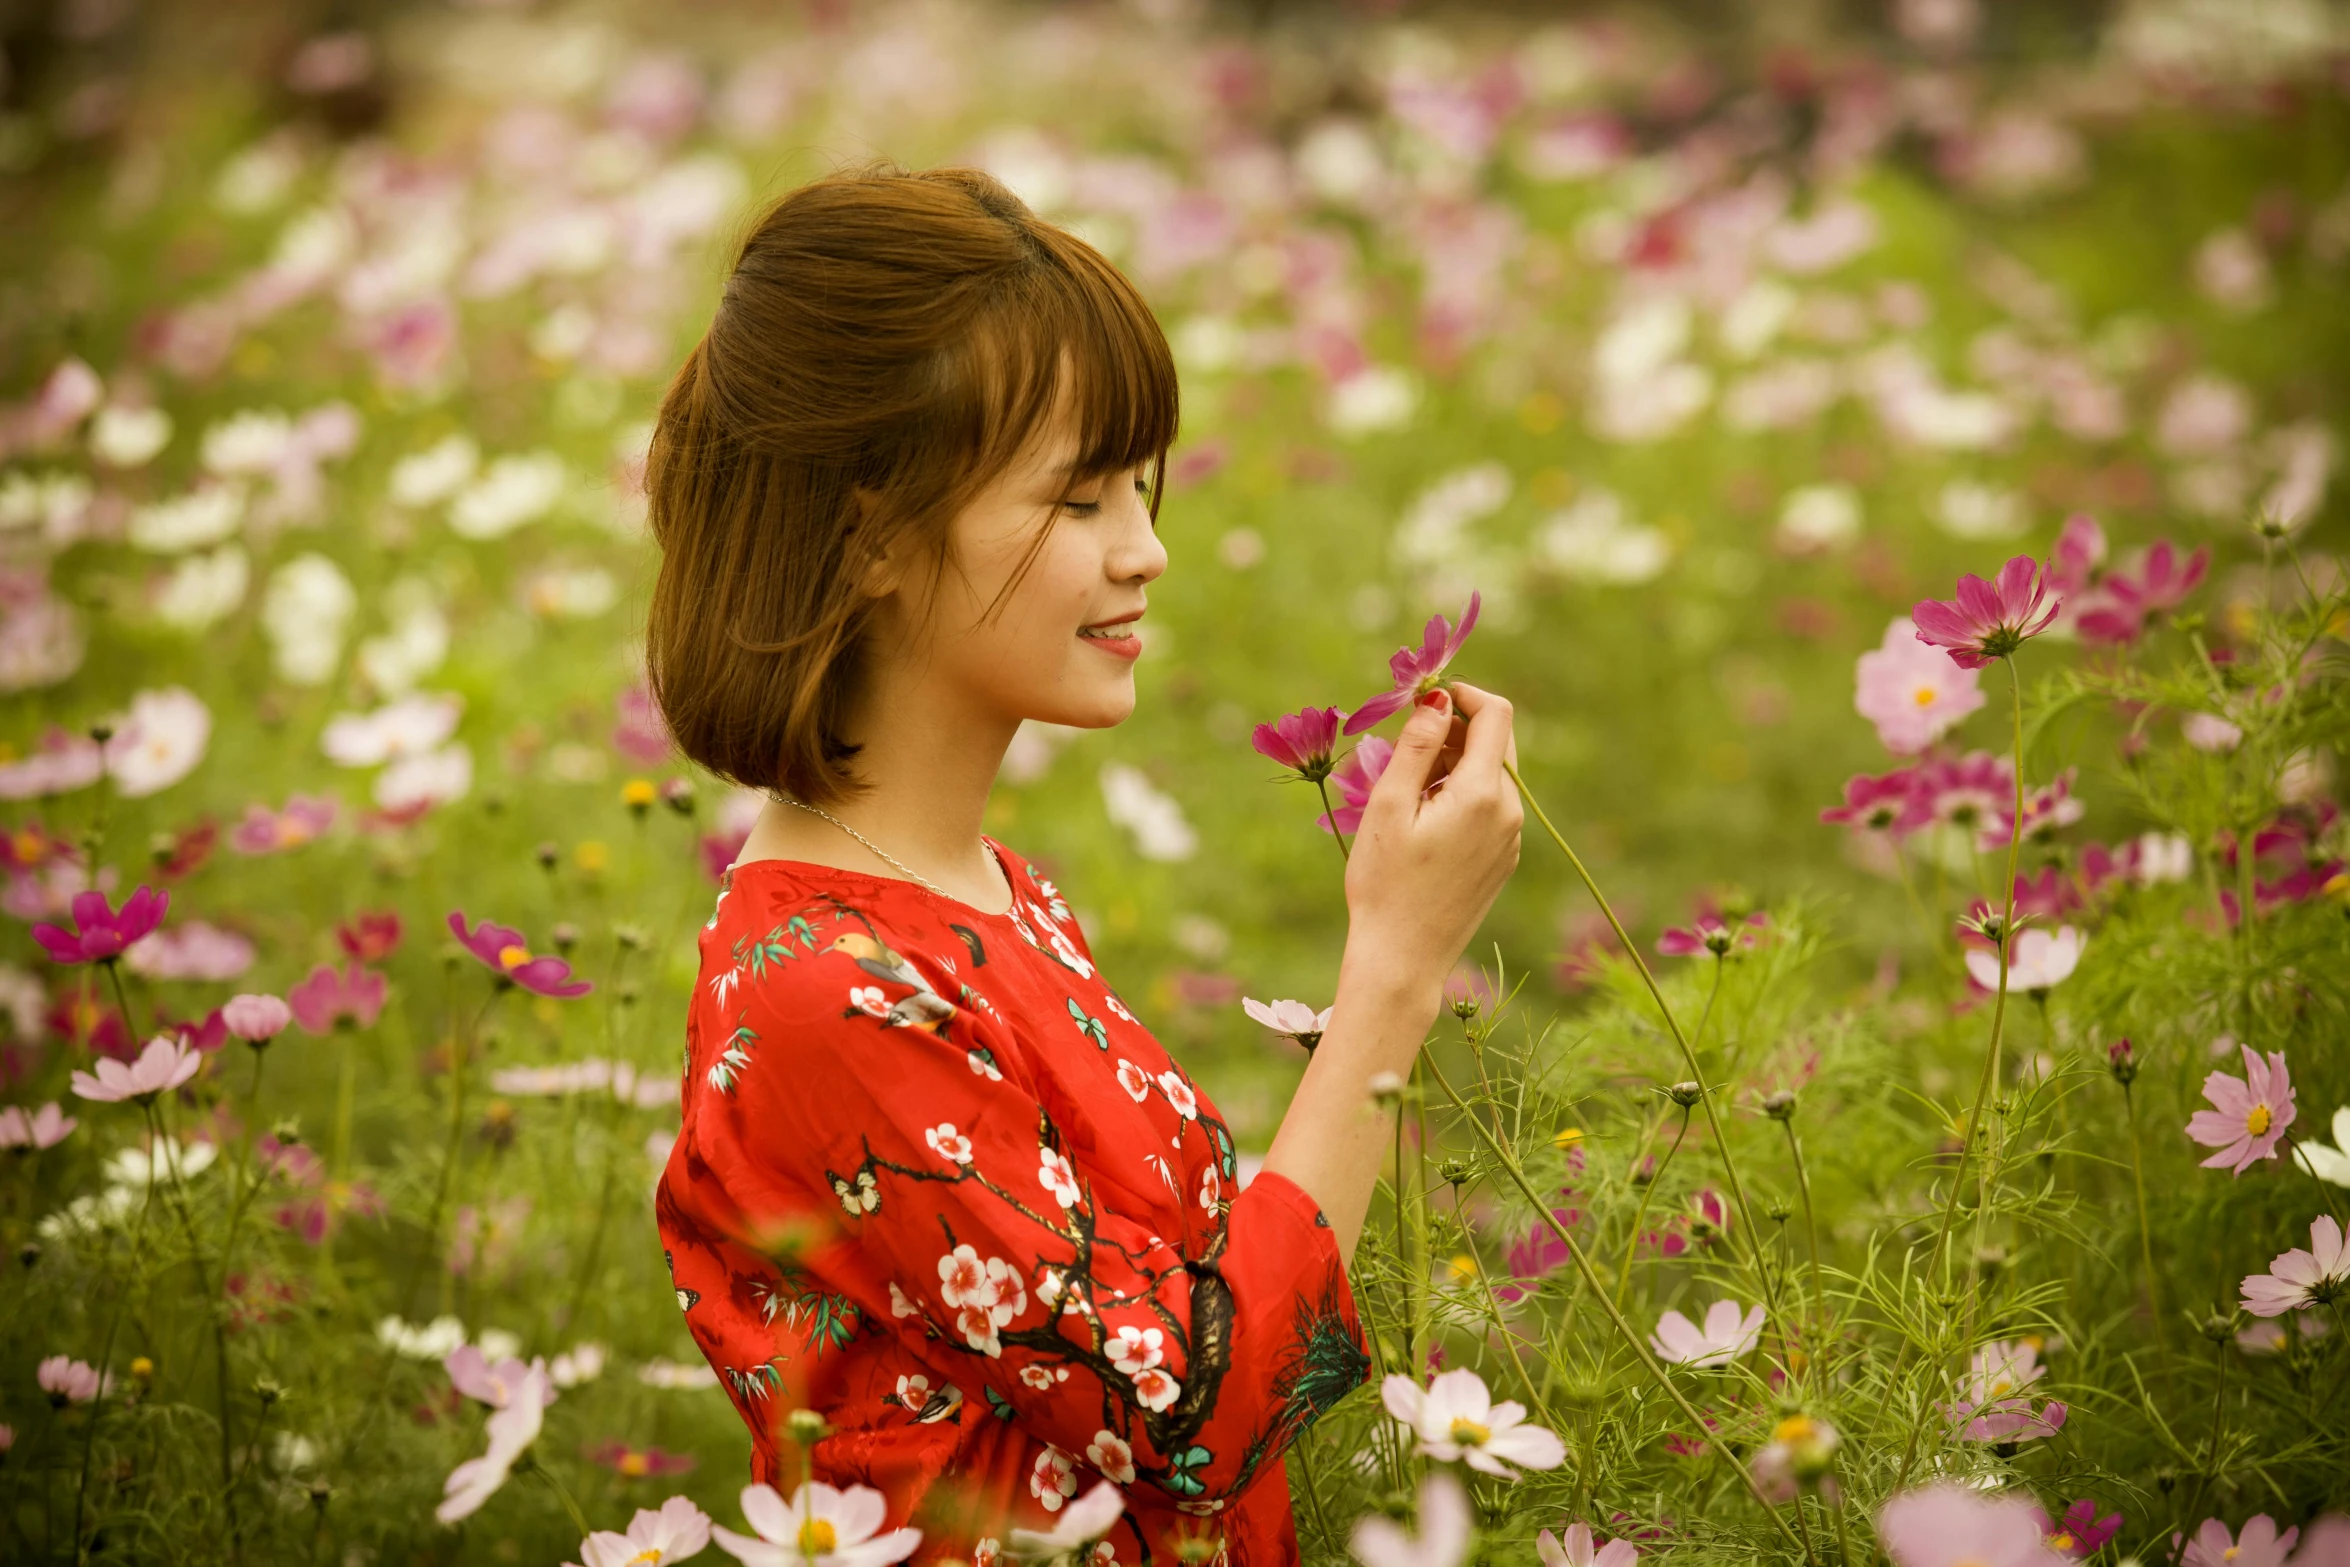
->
(1912, 556, 2061, 668)
(1353, 1474, 1471, 1567)
(1381, 1367, 1567, 1476)
(448, 912, 594, 998)
(588, 1441, 700, 1479)
(38, 1355, 104, 1406)
(1942, 1339, 2067, 1443)
(69, 1035, 204, 1103)
(1656, 912, 1767, 958)
(1964, 927, 2085, 994)
(1318, 738, 1393, 836)
(1251, 706, 1344, 781)
(1820, 767, 1928, 837)
(122, 921, 255, 982)
(336, 910, 402, 963)
(1496, 1203, 1583, 1305)
(2033, 1500, 2122, 1560)
(2240, 1215, 2348, 1317)
(2045, 514, 2107, 598)
(446, 1343, 561, 1410)
(2185, 1044, 2297, 1175)
(1879, 1483, 2069, 1567)
(1538, 1522, 1639, 1567)
(222, 993, 292, 1044)
(288, 962, 388, 1034)
(1855, 618, 1985, 754)
(0, 1101, 76, 1149)
(1648, 1299, 1764, 1367)
(2180, 1517, 2298, 1567)
(229, 794, 338, 855)
(31, 886, 169, 964)
(2076, 541, 2211, 644)
(576, 1495, 711, 1567)
(1343, 592, 1481, 734)
(1917, 751, 2016, 842)
(2285, 1517, 2350, 1567)
(1241, 997, 1330, 1050)
(1978, 770, 2085, 849)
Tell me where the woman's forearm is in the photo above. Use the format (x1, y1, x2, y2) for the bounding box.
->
(1258, 940, 1443, 1260)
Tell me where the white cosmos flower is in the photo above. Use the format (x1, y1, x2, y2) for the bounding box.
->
(2240, 1216, 2350, 1318)
(1326, 365, 1418, 437)
(579, 1495, 711, 1567)
(434, 1364, 547, 1523)
(321, 692, 464, 766)
(201, 409, 295, 474)
(129, 485, 245, 553)
(389, 434, 480, 508)
(2294, 1107, 2350, 1188)
(1352, 1473, 1470, 1567)
(711, 1480, 922, 1567)
(356, 577, 450, 696)
(152, 545, 249, 631)
(261, 554, 357, 685)
(1381, 1368, 1567, 1477)
(1538, 1523, 1639, 1567)
(1006, 1480, 1123, 1561)
(103, 1138, 217, 1189)
(1241, 998, 1330, 1045)
(449, 452, 567, 539)
(377, 1314, 468, 1359)
(1098, 763, 1196, 863)
(2182, 712, 2244, 753)
(102, 687, 211, 797)
(549, 1342, 607, 1388)
(90, 404, 172, 467)
(1650, 1299, 1766, 1367)
(1964, 926, 2084, 994)
(375, 742, 472, 811)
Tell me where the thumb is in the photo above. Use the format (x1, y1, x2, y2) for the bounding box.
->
(1367, 690, 1452, 821)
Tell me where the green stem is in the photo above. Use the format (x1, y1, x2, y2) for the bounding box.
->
(1424, 1054, 1810, 1559)
(1501, 761, 1783, 1333)
(74, 1110, 161, 1552)
(1781, 1117, 1827, 1347)
(1448, 1182, 1550, 1423)
(2121, 1082, 2173, 1386)
(525, 1452, 591, 1539)
(1313, 776, 1350, 863)
(1616, 1106, 1690, 1313)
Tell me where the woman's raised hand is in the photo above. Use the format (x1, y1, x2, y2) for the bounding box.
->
(1341, 681, 1522, 1007)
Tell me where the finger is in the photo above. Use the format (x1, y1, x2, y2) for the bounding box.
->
(1363, 688, 1453, 826)
(1446, 682, 1517, 785)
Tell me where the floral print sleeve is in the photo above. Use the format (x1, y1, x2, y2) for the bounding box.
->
(659, 848, 1367, 1565)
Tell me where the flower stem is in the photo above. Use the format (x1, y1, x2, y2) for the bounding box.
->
(1424, 1053, 1811, 1559)
(525, 1452, 591, 1538)
(1313, 776, 1350, 863)
(74, 1111, 161, 1554)
(101, 957, 143, 1048)
(1501, 762, 1786, 1345)
(2121, 1081, 2172, 1386)
(1615, 1105, 1689, 1313)
(1780, 1117, 1827, 1345)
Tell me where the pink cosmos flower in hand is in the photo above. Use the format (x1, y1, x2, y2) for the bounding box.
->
(1878, 1483, 2069, 1567)
(2239, 1215, 2349, 1317)
(288, 962, 388, 1034)
(1855, 618, 1985, 754)
(1648, 1299, 1764, 1366)
(69, 1034, 204, 1103)
(449, 912, 594, 998)
(32, 886, 169, 964)
(1318, 738, 1393, 835)
(1251, 706, 1343, 781)
(1537, 1521, 1639, 1567)
(1343, 591, 1481, 734)
(2180, 1517, 2298, 1567)
(2032, 1500, 2122, 1560)
(1912, 556, 2061, 668)
(2185, 1044, 2296, 1174)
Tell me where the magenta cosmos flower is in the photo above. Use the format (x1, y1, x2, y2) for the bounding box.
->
(1657, 912, 1766, 958)
(69, 1035, 203, 1103)
(1880, 1484, 2069, 1567)
(2185, 1044, 2297, 1175)
(31, 886, 168, 964)
(1820, 767, 1929, 837)
(2240, 1215, 2348, 1318)
(2033, 1500, 2122, 1560)
(230, 794, 338, 855)
(1343, 591, 1481, 735)
(288, 962, 388, 1034)
(448, 912, 593, 998)
(2180, 1517, 2298, 1567)
(1251, 706, 1343, 781)
(1942, 1339, 2067, 1444)
(1912, 556, 2061, 668)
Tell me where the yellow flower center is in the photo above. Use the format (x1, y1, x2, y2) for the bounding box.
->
(2225, 1549, 2242, 1562)
(800, 1518, 840, 1556)
(278, 818, 313, 846)
(630, 1552, 664, 1566)
(1912, 685, 1938, 707)
(1447, 1254, 1478, 1281)
(618, 1451, 649, 1477)
(2245, 1104, 2270, 1137)
(1770, 1415, 1814, 1444)
(622, 779, 657, 807)
(497, 945, 531, 971)
(1553, 1127, 1584, 1149)
(2050, 1536, 2075, 1554)
(1447, 1417, 1491, 1447)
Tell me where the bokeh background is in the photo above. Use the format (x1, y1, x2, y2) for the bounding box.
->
(2, 0, 2346, 1539)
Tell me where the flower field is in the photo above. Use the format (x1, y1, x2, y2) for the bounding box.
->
(2, 2, 2348, 1565)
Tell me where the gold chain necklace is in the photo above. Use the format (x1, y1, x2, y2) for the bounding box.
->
(767, 792, 956, 900)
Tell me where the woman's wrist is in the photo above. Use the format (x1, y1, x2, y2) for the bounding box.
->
(1326, 936, 1444, 1062)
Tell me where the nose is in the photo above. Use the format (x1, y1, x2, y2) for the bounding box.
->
(1108, 477, 1168, 586)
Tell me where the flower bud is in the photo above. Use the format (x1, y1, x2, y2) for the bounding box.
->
(1766, 1201, 1793, 1224)
(1666, 1081, 1704, 1107)
(19, 1240, 41, 1268)
(661, 777, 697, 815)
(253, 1375, 284, 1407)
(622, 778, 658, 815)
(1437, 1157, 1473, 1187)
(534, 841, 560, 871)
(2106, 1038, 2137, 1085)
(1762, 1090, 1798, 1121)
(615, 923, 649, 951)
(308, 1478, 333, 1509)
(88, 721, 114, 745)
(2199, 1310, 2237, 1343)
(1450, 994, 1481, 1022)
(130, 1357, 154, 1382)
(1367, 1071, 1406, 1110)
(785, 1408, 830, 1446)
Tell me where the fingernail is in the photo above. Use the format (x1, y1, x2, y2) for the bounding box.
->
(1417, 689, 1449, 713)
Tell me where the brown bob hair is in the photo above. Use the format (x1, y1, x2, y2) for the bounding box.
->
(643, 162, 1179, 808)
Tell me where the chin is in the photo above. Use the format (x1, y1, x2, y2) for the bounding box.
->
(1032, 680, 1137, 731)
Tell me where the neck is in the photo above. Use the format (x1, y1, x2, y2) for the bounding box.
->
(744, 657, 1020, 911)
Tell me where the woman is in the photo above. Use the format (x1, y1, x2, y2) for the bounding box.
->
(645, 163, 1520, 1567)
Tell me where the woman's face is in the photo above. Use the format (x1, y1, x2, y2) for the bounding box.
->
(863, 406, 1167, 734)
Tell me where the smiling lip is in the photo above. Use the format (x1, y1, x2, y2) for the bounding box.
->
(1077, 612, 1144, 662)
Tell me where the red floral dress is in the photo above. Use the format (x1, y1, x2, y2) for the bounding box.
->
(656, 841, 1368, 1567)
